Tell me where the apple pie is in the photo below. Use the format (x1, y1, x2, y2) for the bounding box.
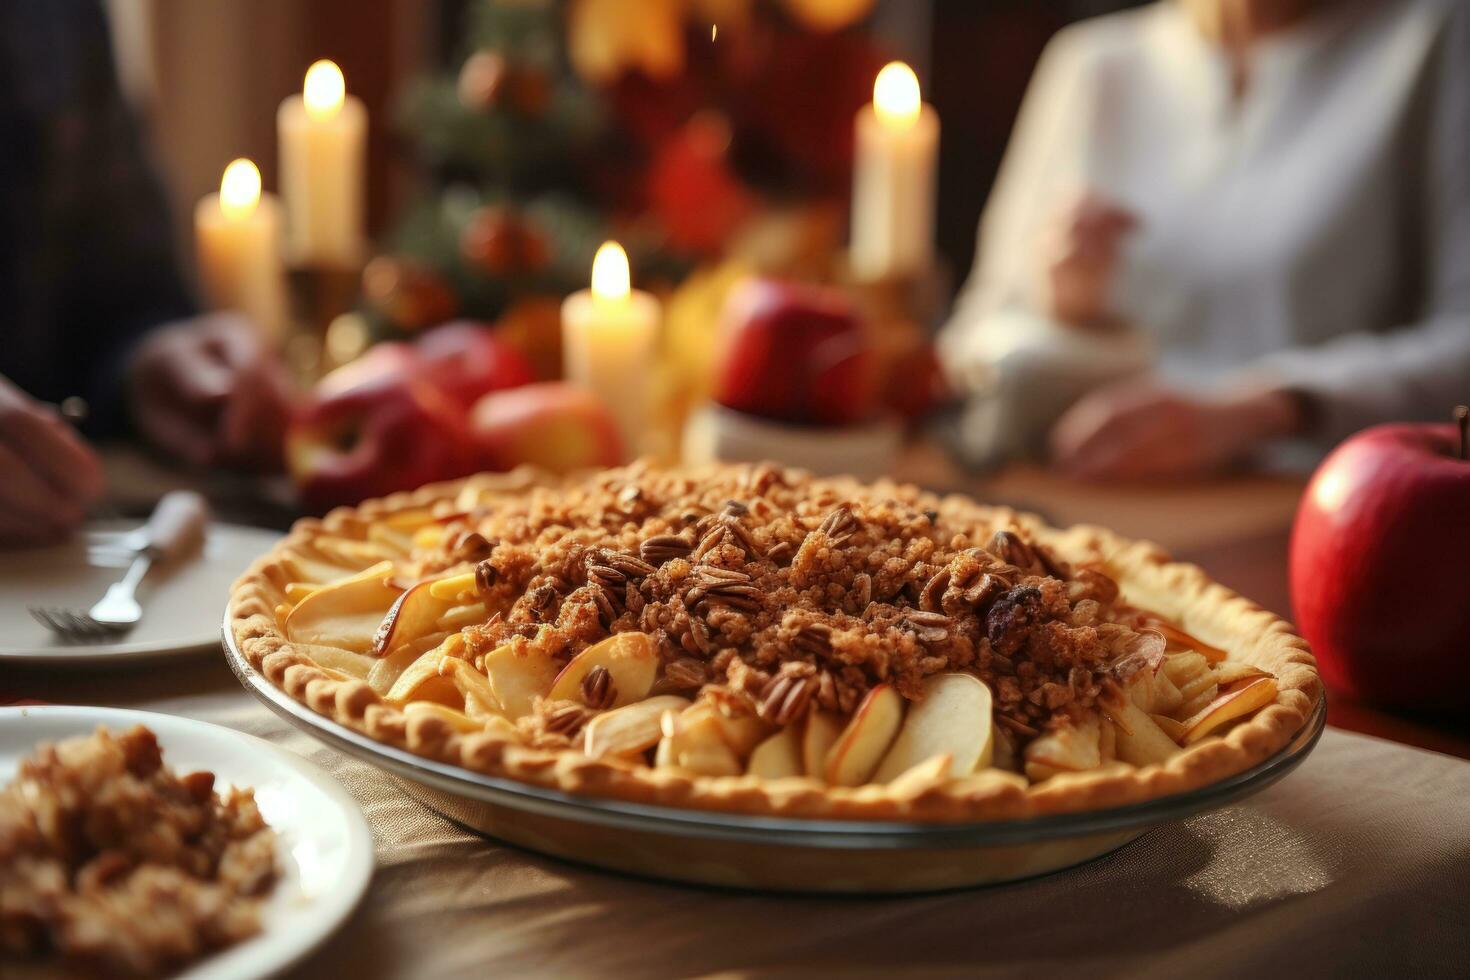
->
(228, 462, 1320, 821)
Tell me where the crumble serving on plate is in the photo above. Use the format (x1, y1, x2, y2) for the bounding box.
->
(0, 725, 277, 977)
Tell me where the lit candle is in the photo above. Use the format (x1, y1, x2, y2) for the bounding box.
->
(850, 61, 940, 280)
(194, 159, 288, 344)
(277, 60, 367, 267)
(561, 242, 661, 459)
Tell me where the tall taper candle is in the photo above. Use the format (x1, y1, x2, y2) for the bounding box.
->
(850, 62, 940, 280)
(277, 60, 366, 267)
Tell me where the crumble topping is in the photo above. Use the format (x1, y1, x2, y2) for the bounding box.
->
(433, 462, 1154, 743)
(0, 726, 277, 977)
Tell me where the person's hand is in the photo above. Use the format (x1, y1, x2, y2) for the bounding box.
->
(1049, 382, 1302, 481)
(1039, 192, 1138, 327)
(128, 313, 293, 470)
(0, 377, 104, 546)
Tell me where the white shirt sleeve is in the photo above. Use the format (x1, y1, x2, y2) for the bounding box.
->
(938, 30, 1092, 370)
(1246, 3, 1470, 442)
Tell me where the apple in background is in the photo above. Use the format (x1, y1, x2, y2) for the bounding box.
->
(470, 382, 622, 473)
(713, 278, 880, 427)
(313, 323, 534, 411)
(414, 321, 536, 410)
(883, 344, 951, 421)
(1290, 413, 1470, 711)
(314, 340, 418, 399)
(287, 375, 477, 512)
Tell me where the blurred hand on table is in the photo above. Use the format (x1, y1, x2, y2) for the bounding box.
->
(128, 313, 293, 472)
(1049, 382, 1303, 481)
(0, 376, 104, 545)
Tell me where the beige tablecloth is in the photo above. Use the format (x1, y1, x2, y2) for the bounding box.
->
(11, 657, 1469, 979)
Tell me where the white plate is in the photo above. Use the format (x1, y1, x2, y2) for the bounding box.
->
(0, 705, 372, 979)
(0, 521, 283, 663)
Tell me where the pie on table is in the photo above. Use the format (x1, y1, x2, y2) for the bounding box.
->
(229, 462, 1320, 821)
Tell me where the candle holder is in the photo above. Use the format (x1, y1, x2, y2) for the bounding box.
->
(284, 261, 363, 384)
(840, 254, 951, 330)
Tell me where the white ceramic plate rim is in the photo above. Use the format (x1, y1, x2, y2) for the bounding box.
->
(0, 705, 373, 979)
(0, 523, 282, 664)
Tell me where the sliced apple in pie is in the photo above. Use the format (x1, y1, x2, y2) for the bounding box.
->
(547, 632, 659, 708)
(481, 643, 561, 720)
(746, 725, 804, 779)
(873, 673, 993, 783)
(284, 561, 401, 653)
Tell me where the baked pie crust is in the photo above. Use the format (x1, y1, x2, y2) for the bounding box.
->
(227, 462, 1320, 823)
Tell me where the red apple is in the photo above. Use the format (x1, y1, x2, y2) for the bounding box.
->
(288, 375, 478, 512)
(315, 340, 418, 399)
(1290, 416, 1470, 710)
(882, 344, 951, 421)
(469, 382, 622, 473)
(713, 278, 880, 427)
(415, 321, 536, 410)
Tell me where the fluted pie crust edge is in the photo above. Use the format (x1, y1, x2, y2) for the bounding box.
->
(226, 468, 1321, 823)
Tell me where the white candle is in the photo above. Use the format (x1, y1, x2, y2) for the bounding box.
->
(850, 61, 940, 280)
(194, 159, 288, 345)
(277, 60, 366, 267)
(561, 242, 661, 459)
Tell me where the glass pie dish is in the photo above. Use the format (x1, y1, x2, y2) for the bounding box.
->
(224, 617, 1324, 893)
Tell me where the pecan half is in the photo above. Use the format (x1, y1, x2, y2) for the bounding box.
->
(791, 621, 833, 657)
(664, 657, 707, 690)
(544, 702, 590, 736)
(962, 572, 1002, 610)
(717, 513, 765, 559)
(987, 529, 1036, 571)
(919, 568, 951, 612)
(692, 525, 731, 561)
(680, 615, 715, 657)
(580, 665, 616, 710)
(699, 582, 763, 611)
(694, 566, 751, 583)
(815, 505, 858, 546)
(757, 672, 816, 725)
(603, 552, 657, 579)
(640, 533, 694, 564)
(590, 585, 619, 628)
(902, 610, 952, 645)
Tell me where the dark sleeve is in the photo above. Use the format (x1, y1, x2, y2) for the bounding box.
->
(0, 1, 196, 435)
(63, 2, 196, 434)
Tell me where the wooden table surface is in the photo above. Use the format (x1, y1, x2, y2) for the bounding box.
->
(91, 443, 1470, 762)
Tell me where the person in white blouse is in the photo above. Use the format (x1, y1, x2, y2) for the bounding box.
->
(940, 0, 1470, 479)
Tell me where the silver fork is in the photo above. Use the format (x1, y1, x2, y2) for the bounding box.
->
(30, 491, 209, 641)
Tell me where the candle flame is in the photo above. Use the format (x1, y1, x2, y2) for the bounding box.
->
(591, 241, 631, 301)
(219, 158, 261, 220)
(873, 61, 921, 128)
(303, 60, 346, 121)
